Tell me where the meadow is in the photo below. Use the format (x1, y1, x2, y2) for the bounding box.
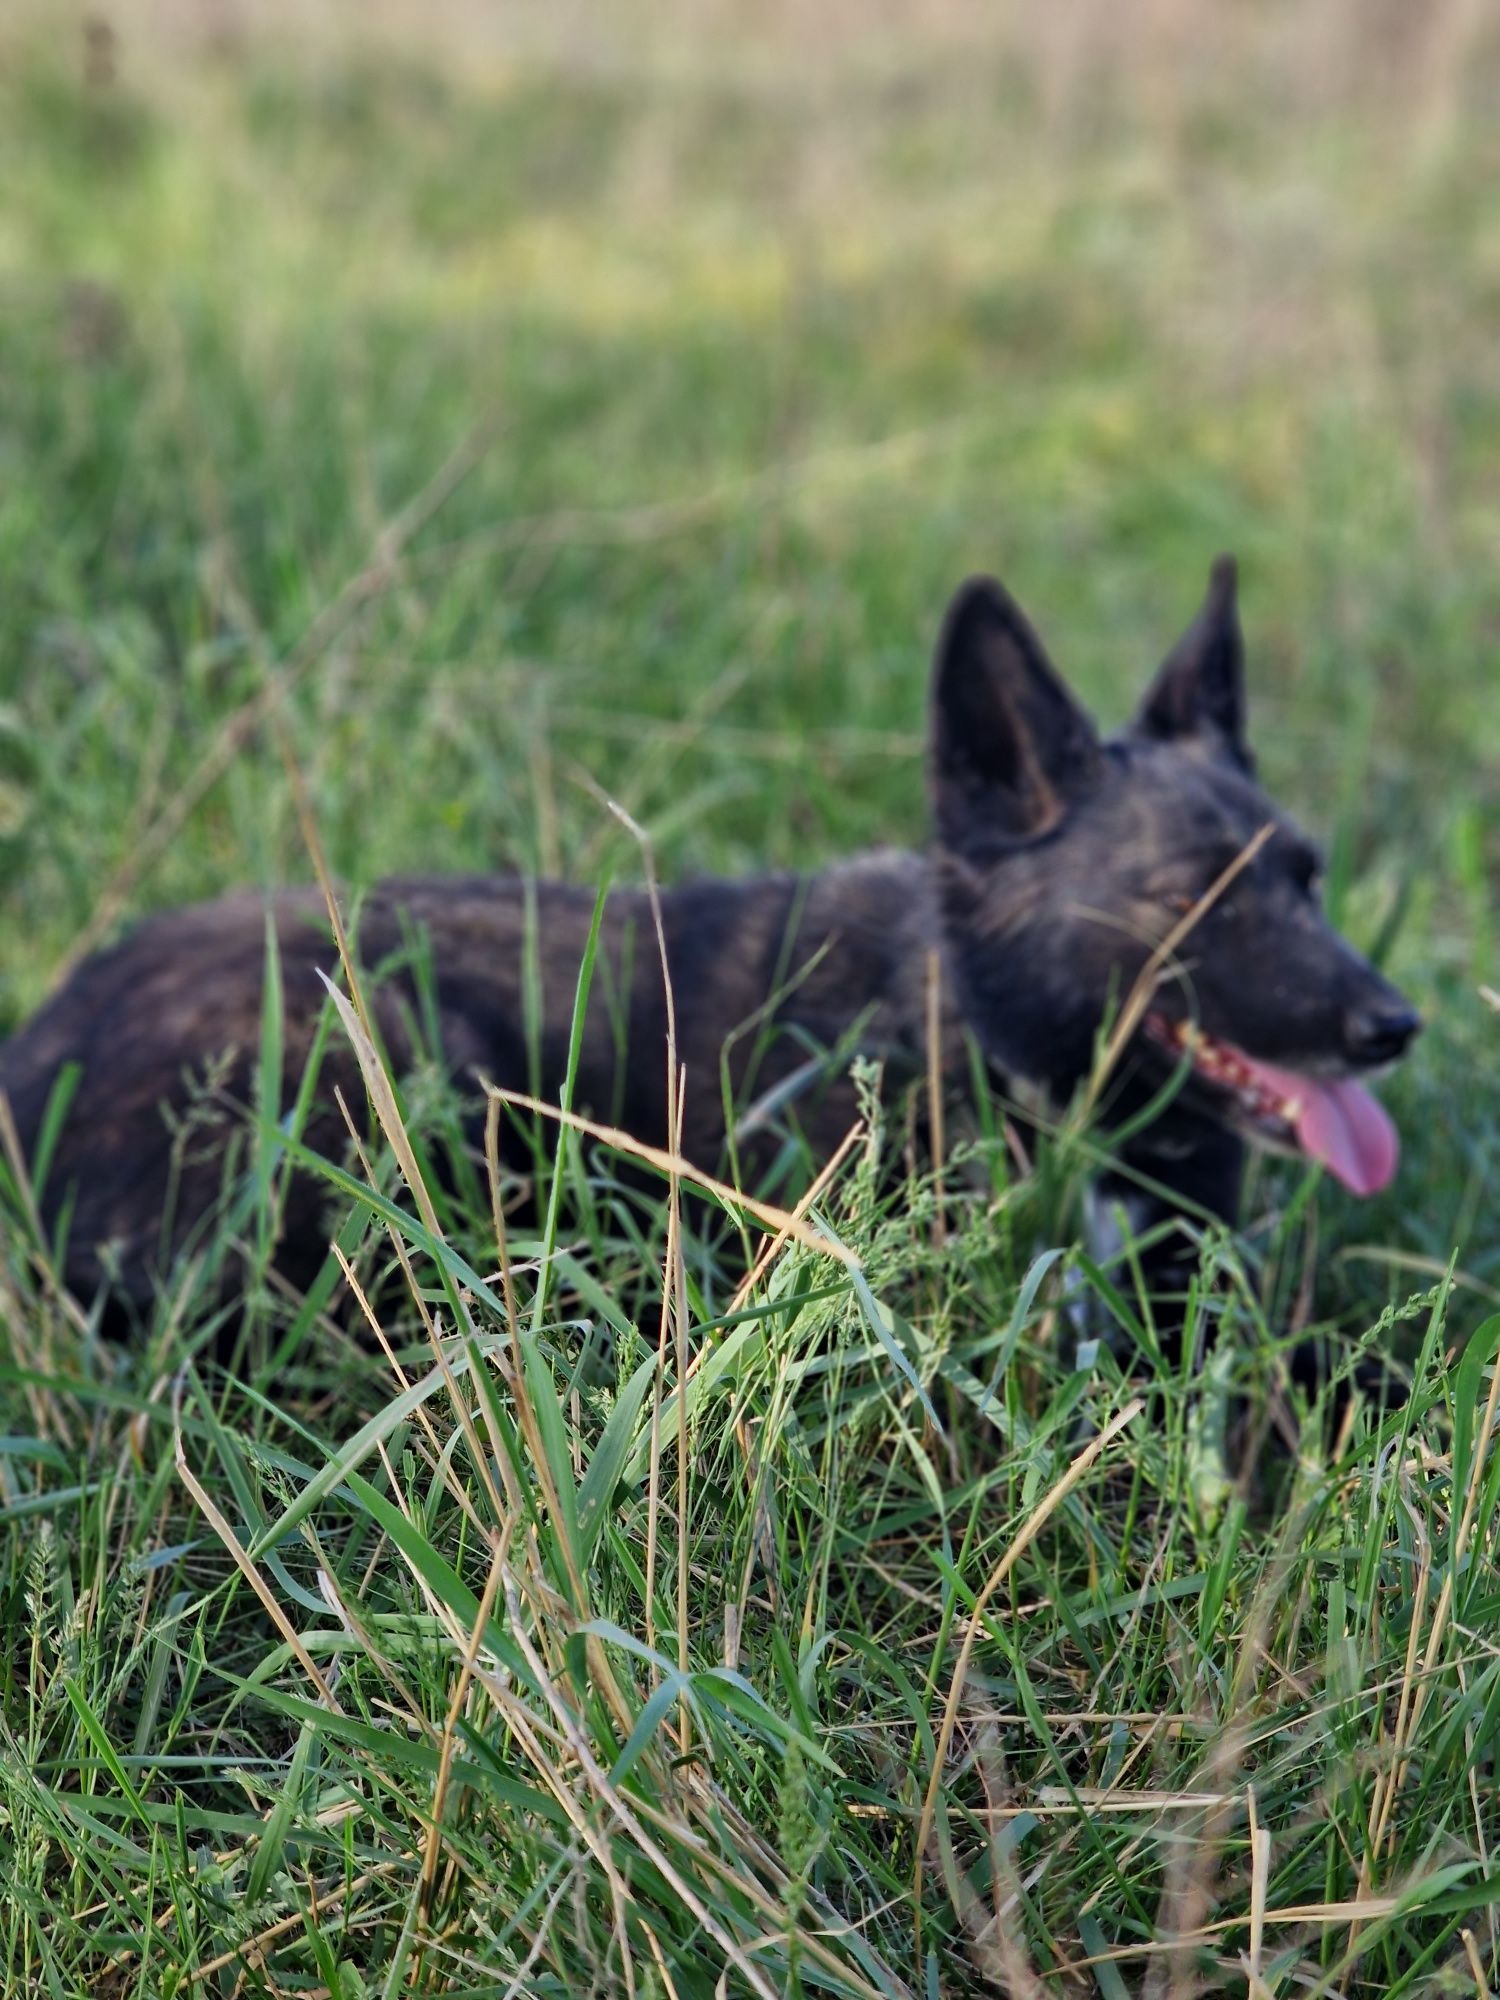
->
(2, 4, 1499, 1991)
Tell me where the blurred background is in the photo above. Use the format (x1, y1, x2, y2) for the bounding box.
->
(2, 0, 1496, 1297)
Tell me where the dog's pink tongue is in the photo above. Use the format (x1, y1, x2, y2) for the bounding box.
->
(1245, 1056, 1399, 1196)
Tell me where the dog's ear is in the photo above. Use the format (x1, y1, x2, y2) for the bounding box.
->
(1134, 554, 1252, 771)
(930, 576, 1102, 848)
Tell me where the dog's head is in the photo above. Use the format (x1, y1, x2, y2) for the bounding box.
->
(929, 558, 1421, 1194)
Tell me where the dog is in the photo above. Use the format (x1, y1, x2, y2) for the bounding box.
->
(0, 558, 1420, 1322)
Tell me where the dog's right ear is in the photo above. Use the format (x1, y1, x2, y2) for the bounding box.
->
(929, 577, 1101, 849)
(1133, 554, 1251, 770)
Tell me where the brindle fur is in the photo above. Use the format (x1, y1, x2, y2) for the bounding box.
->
(0, 558, 1419, 1315)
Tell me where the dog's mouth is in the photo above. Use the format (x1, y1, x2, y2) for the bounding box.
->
(1142, 1013, 1399, 1196)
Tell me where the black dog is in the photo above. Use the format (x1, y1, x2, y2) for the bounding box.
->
(0, 559, 1420, 1317)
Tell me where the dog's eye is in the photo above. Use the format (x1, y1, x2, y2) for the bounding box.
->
(1160, 882, 1237, 919)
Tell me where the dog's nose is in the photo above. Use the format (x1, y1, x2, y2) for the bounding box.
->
(1344, 1000, 1423, 1067)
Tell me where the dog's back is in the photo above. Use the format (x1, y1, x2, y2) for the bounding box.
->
(0, 855, 934, 1308)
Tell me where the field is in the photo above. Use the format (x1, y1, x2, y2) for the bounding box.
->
(2, 3, 1500, 1992)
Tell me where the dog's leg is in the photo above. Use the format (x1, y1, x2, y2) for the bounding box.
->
(1087, 1126, 1245, 1370)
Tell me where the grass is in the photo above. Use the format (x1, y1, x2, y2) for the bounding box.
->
(2, 4, 1500, 1991)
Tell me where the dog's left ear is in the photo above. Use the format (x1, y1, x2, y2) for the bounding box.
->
(1134, 554, 1253, 772)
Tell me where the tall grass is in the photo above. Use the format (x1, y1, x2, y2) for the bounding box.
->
(5, 944, 1499, 1991)
(2, 6, 1499, 1991)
